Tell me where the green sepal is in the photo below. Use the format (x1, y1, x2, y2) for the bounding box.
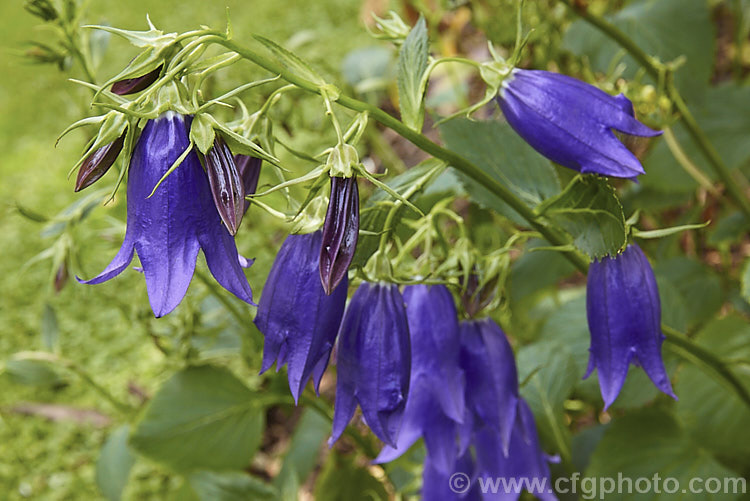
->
(190, 113, 216, 155)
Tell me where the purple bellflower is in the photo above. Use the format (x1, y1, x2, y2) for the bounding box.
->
(497, 69, 661, 179)
(474, 399, 557, 501)
(78, 112, 254, 317)
(330, 282, 411, 447)
(585, 243, 676, 408)
(375, 284, 466, 473)
(422, 450, 482, 501)
(255, 231, 348, 404)
(459, 318, 519, 455)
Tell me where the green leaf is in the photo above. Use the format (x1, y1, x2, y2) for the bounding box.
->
(439, 119, 561, 224)
(585, 408, 739, 501)
(252, 34, 325, 86)
(274, 409, 329, 493)
(675, 316, 750, 470)
(41, 303, 59, 352)
(517, 341, 578, 462)
(653, 258, 724, 330)
(538, 176, 626, 259)
(129, 365, 264, 472)
(632, 221, 709, 240)
(3, 358, 65, 387)
(643, 85, 750, 194)
(96, 425, 135, 501)
(188, 471, 277, 501)
(741, 258, 750, 304)
(562, 0, 714, 101)
(314, 451, 388, 501)
(397, 16, 429, 131)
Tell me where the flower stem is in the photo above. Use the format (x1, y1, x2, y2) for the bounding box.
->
(559, 0, 750, 219)
(213, 36, 589, 273)
(208, 32, 750, 412)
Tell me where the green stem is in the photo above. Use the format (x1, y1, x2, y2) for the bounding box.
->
(208, 32, 750, 412)
(214, 36, 589, 272)
(559, 0, 750, 219)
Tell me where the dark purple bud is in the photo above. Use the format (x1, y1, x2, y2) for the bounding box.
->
(110, 65, 163, 95)
(460, 272, 498, 318)
(74, 134, 125, 192)
(54, 263, 68, 293)
(233, 154, 262, 214)
(319, 176, 359, 295)
(205, 135, 244, 236)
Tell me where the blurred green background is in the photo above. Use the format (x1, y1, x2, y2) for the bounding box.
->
(0, 1, 370, 498)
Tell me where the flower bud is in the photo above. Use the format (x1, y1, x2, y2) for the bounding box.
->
(74, 134, 125, 192)
(233, 154, 262, 214)
(319, 176, 359, 295)
(54, 263, 68, 293)
(110, 65, 163, 95)
(205, 135, 244, 236)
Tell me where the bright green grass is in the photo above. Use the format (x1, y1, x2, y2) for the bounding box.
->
(0, 0, 371, 498)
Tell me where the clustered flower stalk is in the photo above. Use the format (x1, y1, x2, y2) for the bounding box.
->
(56, 10, 750, 500)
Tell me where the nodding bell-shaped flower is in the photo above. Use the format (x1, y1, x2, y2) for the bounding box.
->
(330, 282, 411, 447)
(74, 133, 126, 191)
(474, 399, 557, 501)
(375, 284, 466, 473)
(234, 154, 262, 214)
(320, 176, 359, 296)
(497, 69, 661, 179)
(78, 112, 254, 317)
(204, 135, 244, 236)
(255, 231, 348, 404)
(459, 318, 519, 455)
(585, 244, 676, 409)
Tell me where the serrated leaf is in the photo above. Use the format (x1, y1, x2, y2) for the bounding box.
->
(129, 365, 264, 472)
(538, 176, 626, 259)
(253, 34, 325, 85)
(517, 341, 578, 461)
(397, 16, 428, 131)
(562, 0, 714, 101)
(586, 408, 739, 501)
(188, 471, 277, 501)
(274, 410, 329, 492)
(96, 425, 135, 501)
(439, 119, 561, 224)
(675, 316, 750, 470)
(653, 258, 724, 330)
